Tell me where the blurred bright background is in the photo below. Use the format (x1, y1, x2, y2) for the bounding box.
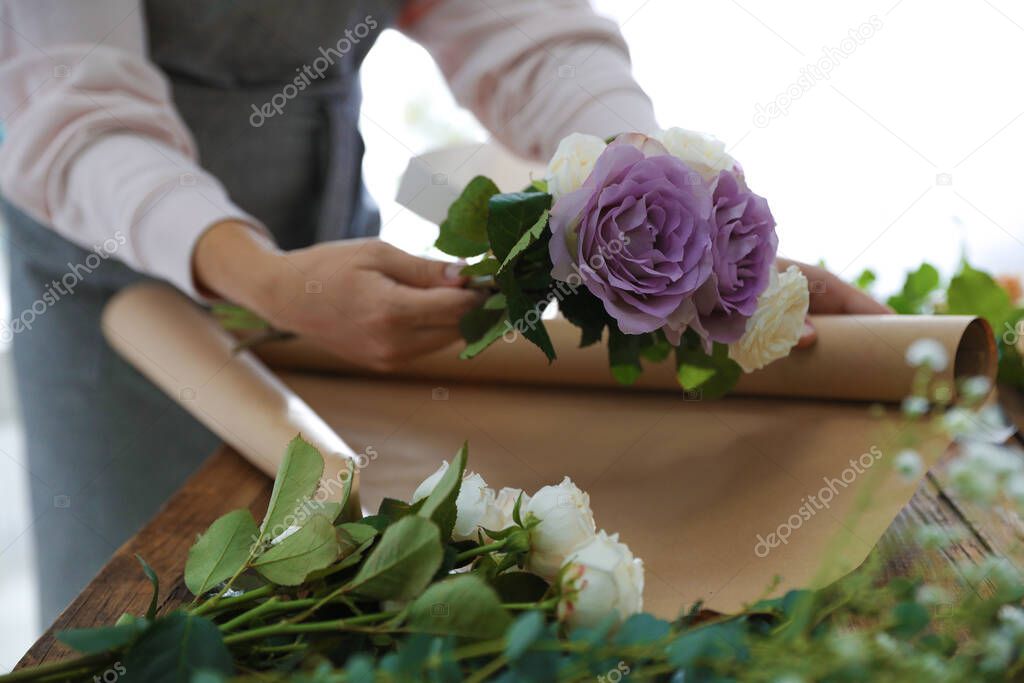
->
(4, 0, 1024, 668)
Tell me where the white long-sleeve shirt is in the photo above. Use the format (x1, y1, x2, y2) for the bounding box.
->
(0, 0, 657, 298)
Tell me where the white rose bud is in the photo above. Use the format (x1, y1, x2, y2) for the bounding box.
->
(412, 462, 493, 541)
(557, 531, 644, 629)
(729, 266, 810, 373)
(479, 487, 531, 534)
(654, 127, 739, 182)
(525, 477, 596, 578)
(545, 133, 607, 199)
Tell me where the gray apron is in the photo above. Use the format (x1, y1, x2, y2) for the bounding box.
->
(2, 0, 402, 624)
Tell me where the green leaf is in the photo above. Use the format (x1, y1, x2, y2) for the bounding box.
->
(184, 509, 259, 596)
(491, 572, 549, 604)
(337, 522, 379, 551)
(947, 261, 1013, 329)
(261, 435, 324, 538)
(558, 290, 608, 348)
(336, 458, 356, 521)
(888, 601, 930, 639)
(608, 328, 643, 385)
(435, 176, 500, 258)
(460, 259, 500, 278)
(499, 270, 556, 361)
(497, 210, 549, 276)
(613, 613, 672, 645)
(460, 305, 505, 344)
(377, 496, 426, 521)
(136, 554, 160, 621)
(484, 293, 507, 310)
(417, 444, 467, 540)
(348, 515, 444, 600)
(675, 344, 742, 399)
(58, 620, 147, 654)
(853, 268, 877, 291)
(486, 192, 551, 263)
(504, 611, 545, 660)
(408, 575, 511, 640)
(887, 263, 940, 314)
(459, 313, 509, 360)
(122, 612, 232, 683)
(639, 334, 672, 363)
(252, 515, 340, 585)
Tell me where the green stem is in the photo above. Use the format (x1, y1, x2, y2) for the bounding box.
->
(219, 597, 283, 632)
(503, 598, 559, 611)
(192, 584, 275, 617)
(0, 652, 113, 683)
(455, 539, 508, 563)
(465, 655, 508, 683)
(224, 611, 397, 645)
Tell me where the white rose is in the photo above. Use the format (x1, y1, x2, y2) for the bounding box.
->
(729, 265, 809, 373)
(479, 487, 531, 533)
(545, 133, 607, 199)
(557, 531, 644, 629)
(525, 477, 596, 578)
(412, 462, 493, 541)
(655, 127, 739, 182)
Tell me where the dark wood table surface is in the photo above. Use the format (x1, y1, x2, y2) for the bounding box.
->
(15, 389, 1024, 670)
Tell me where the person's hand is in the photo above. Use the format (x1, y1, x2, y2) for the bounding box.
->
(193, 221, 485, 370)
(775, 257, 892, 348)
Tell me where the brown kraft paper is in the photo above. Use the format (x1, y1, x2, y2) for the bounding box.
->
(102, 284, 996, 616)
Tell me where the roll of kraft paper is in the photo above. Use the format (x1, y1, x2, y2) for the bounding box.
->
(101, 283, 361, 514)
(254, 314, 995, 403)
(103, 284, 997, 616)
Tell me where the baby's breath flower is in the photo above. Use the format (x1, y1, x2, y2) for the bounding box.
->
(998, 605, 1024, 636)
(828, 632, 867, 663)
(1006, 473, 1024, 510)
(902, 396, 930, 417)
(960, 375, 993, 402)
(944, 406, 1015, 443)
(915, 584, 951, 607)
(914, 523, 964, 550)
(874, 632, 901, 657)
(906, 338, 948, 371)
(894, 449, 924, 481)
(981, 631, 1014, 671)
(947, 457, 1000, 503)
(965, 557, 1024, 592)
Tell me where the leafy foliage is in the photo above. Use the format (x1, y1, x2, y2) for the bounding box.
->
(24, 423, 1024, 683)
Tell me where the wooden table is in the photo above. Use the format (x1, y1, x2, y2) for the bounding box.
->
(16, 390, 1024, 670)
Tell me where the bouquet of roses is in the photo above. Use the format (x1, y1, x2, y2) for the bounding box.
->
(438, 128, 810, 397)
(4, 438, 644, 682)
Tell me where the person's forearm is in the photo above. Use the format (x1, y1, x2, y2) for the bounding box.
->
(193, 220, 286, 315)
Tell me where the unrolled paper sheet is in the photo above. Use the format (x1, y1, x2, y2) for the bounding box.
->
(103, 284, 995, 616)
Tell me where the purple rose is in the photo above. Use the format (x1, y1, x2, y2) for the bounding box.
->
(549, 135, 714, 336)
(689, 171, 778, 344)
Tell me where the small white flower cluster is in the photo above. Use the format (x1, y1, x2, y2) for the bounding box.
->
(413, 466, 644, 629)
